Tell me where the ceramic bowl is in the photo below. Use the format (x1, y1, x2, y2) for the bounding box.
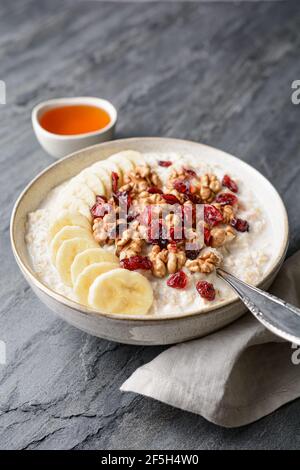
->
(10, 138, 289, 345)
(32, 96, 117, 159)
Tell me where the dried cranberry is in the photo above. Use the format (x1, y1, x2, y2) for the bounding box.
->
(183, 167, 197, 178)
(222, 174, 238, 193)
(127, 212, 139, 223)
(169, 226, 184, 241)
(158, 160, 172, 167)
(139, 206, 157, 226)
(111, 172, 119, 193)
(90, 201, 112, 219)
(204, 227, 212, 246)
(148, 218, 162, 238)
(173, 179, 189, 194)
(121, 256, 153, 271)
(182, 204, 195, 227)
(147, 219, 169, 249)
(108, 220, 127, 239)
(185, 249, 201, 260)
(113, 190, 132, 208)
(204, 205, 223, 227)
(188, 193, 202, 204)
(215, 192, 238, 206)
(96, 195, 107, 203)
(147, 237, 169, 249)
(231, 218, 249, 232)
(167, 270, 188, 289)
(158, 239, 169, 249)
(148, 186, 163, 194)
(196, 281, 216, 301)
(162, 193, 181, 205)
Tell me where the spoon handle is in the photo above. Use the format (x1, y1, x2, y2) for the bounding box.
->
(217, 268, 300, 345)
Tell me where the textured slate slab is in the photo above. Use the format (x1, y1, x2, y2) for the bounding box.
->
(0, 0, 300, 450)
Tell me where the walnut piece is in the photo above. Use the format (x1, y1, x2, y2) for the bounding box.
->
(123, 165, 162, 196)
(213, 203, 235, 224)
(210, 225, 236, 248)
(185, 251, 220, 273)
(166, 166, 197, 190)
(149, 244, 186, 277)
(149, 245, 168, 278)
(199, 174, 221, 203)
(167, 243, 186, 274)
(93, 217, 114, 246)
(137, 190, 165, 206)
(115, 220, 144, 260)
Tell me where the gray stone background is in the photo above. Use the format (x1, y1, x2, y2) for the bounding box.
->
(0, 0, 300, 450)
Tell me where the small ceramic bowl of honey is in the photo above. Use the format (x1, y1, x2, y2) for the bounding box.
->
(32, 96, 117, 159)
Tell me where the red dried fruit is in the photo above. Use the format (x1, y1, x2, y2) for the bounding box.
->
(173, 179, 189, 194)
(169, 226, 184, 241)
(148, 186, 163, 194)
(204, 205, 223, 227)
(231, 218, 249, 232)
(120, 256, 152, 271)
(188, 193, 202, 204)
(127, 212, 139, 223)
(222, 174, 238, 193)
(204, 227, 212, 246)
(215, 192, 238, 206)
(162, 193, 181, 205)
(196, 281, 216, 301)
(96, 195, 107, 203)
(90, 201, 112, 219)
(158, 160, 172, 167)
(146, 218, 170, 249)
(139, 206, 151, 226)
(167, 270, 188, 289)
(185, 249, 201, 260)
(113, 190, 132, 208)
(182, 204, 195, 226)
(183, 167, 197, 178)
(111, 171, 119, 193)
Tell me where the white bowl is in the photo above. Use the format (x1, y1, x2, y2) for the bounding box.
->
(10, 138, 289, 345)
(32, 96, 117, 159)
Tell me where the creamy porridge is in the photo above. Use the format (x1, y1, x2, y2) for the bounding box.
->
(25, 150, 273, 317)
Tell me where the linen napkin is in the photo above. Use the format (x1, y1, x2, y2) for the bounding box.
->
(121, 251, 300, 427)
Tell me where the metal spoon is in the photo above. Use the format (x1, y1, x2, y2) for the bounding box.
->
(217, 268, 300, 345)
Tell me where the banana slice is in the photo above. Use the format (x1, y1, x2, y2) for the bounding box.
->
(74, 262, 118, 306)
(61, 199, 92, 222)
(48, 210, 91, 241)
(71, 247, 119, 285)
(110, 153, 134, 176)
(101, 159, 122, 177)
(88, 268, 153, 315)
(114, 150, 145, 167)
(56, 237, 98, 286)
(90, 163, 113, 194)
(100, 160, 123, 187)
(49, 226, 95, 265)
(61, 180, 96, 206)
(77, 169, 107, 197)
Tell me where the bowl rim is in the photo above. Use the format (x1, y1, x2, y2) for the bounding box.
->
(10, 137, 289, 322)
(31, 96, 118, 140)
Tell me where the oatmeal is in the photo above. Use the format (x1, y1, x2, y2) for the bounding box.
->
(25, 150, 273, 317)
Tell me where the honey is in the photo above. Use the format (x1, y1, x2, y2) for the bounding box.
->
(39, 104, 111, 135)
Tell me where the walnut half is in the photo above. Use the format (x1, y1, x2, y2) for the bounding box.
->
(149, 244, 186, 278)
(199, 174, 222, 203)
(185, 251, 220, 273)
(210, 225, 236, 248)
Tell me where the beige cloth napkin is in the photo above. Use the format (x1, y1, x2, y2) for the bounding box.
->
(121, 251, 300, 427)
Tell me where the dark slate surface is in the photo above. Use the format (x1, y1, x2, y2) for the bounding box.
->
(1, 0, 300, 450)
